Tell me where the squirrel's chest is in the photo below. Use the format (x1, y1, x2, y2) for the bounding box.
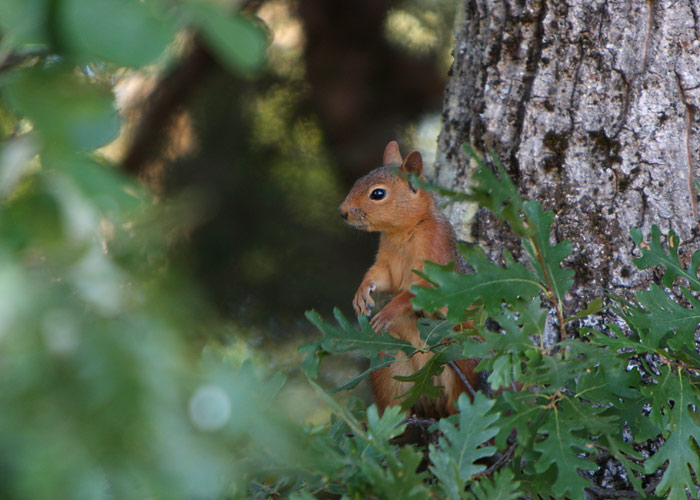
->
(381, 237, 427, 292)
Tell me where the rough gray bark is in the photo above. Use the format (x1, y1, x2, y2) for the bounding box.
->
(431, 0, 700, 320)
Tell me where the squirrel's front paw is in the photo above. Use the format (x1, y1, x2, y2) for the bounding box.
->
(370, 307, 394, 333)
(352, 281, 376, 316)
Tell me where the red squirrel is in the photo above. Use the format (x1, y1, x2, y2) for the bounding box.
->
(338, 141, 480, 417)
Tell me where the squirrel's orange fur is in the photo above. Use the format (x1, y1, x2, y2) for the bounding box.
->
(339, 141, 480, 417)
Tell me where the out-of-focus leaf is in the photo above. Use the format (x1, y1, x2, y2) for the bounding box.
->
(366, 404, 407, 444)
(6, 67, 119, 152)
(0, 188, 63, 251)
(0, 134, 39, 198)
(0, 0, 48, 46)
(58, 0, 174, 67)
(187, 3, 267, 75)
(52, 157, 145, 217)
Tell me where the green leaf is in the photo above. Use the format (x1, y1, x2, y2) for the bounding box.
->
(305, 308, 414, 357)
(331, 356, 397, 393)
(362, 447, 431, 500)
(393, 346, 452, 410)
(412, 245, 543, 320)
(644, 382, 700, 500)
(0, 0, 49, 46)
(562, 339, 640, 399)
(632, 225, 700, 290)
(303, 309, 415, 391)
(585, 323, 653, 355)
(306, 379, 367, 437)
(464, 145, 527, 236)
(5, 66, 119, 152)
(471, 306, 538, 391)
(532, 405, 598, 500)
(297, 341, 322, 380)
(566, 298, 603, 323)
(512, 296, 547, 339)
(522, 200, 574, 302)
(0, 188, 63, 252)
(53, 157, 145, 216)
(429, 393, 499, 498)
(605, 436, 646, 497)
(468, 468, 521, 500)
(58, 0, 174, 66)
(306, 383, 433, 500)
(561, 339, 659, 441)
(626, 283, 700, 349)
(366, 404, 407, 444)
(188, 3, 267, 75)
(416, 317, 460, 346)
(288, 492, 317, 500)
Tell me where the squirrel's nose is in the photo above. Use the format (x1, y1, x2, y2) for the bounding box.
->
(339, 207, 348, 220)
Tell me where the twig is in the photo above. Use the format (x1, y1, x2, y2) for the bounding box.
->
(0, 48, 48, 74)
(408, 338, 454, 357)
(448, 360, 477, 398)
(121, 36, 215, 176)
(530, 237, 567, 340)
(475, 442, 517, 478)
(120, 0, 263, 176)
(584, 484, 640, 499)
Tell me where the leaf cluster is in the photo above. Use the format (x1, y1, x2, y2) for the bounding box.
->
(300, 146, 700, 499)
(0, 4, 309, 499)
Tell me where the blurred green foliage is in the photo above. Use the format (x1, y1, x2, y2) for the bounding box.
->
(0, 1, 305, 498)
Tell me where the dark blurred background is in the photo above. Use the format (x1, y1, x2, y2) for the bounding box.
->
(118, 0, 456, 334)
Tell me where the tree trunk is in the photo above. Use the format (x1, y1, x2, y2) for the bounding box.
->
(432, 0, 700, 320)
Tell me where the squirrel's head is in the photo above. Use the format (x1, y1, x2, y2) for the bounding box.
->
(338, 141, 431, 233)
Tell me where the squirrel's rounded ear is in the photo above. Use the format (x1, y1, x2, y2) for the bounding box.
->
(383, 141, 402, 165)
(401, 151, 423, 177)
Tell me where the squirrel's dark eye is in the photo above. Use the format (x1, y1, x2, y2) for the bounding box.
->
(370, 188, 386, 200)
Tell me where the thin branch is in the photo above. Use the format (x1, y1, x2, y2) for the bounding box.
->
(448, 360, 477, 398)
(120, 0, 263, 176)
(530, 237, 567, 340)
(0, 48, 48, 74)
(121, 36, 216, 176)
(584, 484, 640, 499)
(475, 442, 517, 478)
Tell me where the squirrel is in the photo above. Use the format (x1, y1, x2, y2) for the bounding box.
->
(338, 140, 481, 418)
